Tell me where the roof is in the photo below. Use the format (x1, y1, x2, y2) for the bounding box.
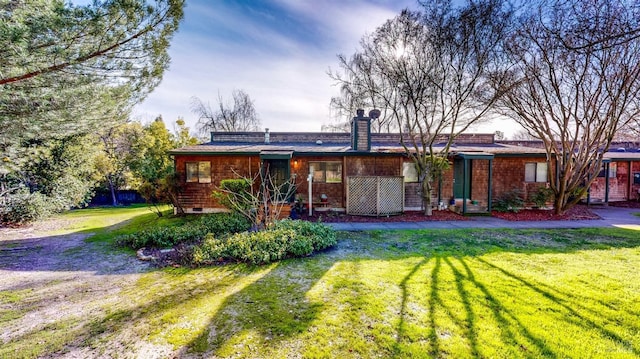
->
(168, 131, 640, 159)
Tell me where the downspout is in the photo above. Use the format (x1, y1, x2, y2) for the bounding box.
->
(487, 158, 493, 213)
(462, 158, 468, 215)
(308, 166, 313, 216)
(605, 162, 610, 205)
(628, 161, 632, 201)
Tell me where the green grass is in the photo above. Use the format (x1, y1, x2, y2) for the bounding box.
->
(2, 206, 640, 358)
(47, 204, 171, 236)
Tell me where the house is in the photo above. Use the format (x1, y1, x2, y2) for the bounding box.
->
(169, 110, 640, 216)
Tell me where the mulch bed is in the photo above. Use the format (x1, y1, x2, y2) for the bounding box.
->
(299, 204, 605, 223)
(491, 204, 600, 221)
(608, 200, 640, 209)
(299, 210, 467, 223)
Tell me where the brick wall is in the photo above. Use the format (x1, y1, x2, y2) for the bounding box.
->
(208, 131, 495, 146)
(175, 155, 261, 210)
(590, 161, 632, 202)
(470, 160, 489, 205)
(491, 157, 551, 204)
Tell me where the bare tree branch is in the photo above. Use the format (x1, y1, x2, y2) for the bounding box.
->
(190, 90, 261, 135)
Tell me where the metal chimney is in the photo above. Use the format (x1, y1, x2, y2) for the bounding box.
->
(265, 128, 270, 144)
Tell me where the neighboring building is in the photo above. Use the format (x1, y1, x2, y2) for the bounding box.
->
(169, 111, 640, 215)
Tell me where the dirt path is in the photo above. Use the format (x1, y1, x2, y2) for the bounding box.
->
(0, 219, 171, 358)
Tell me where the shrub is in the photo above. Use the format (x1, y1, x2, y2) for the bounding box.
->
(493, 189, 524, 213)
(530, 186, 554, 208)
(213, 179, 252, 210)
(192, 220, 337, 265)
(115, 212, 250, 249)
(0, 191, 54, 225)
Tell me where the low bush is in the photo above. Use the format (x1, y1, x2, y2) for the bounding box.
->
(530, 186, 554, 208)
(115, 212, 250, 249)
(192, 219, 337, 265)
(493, 189, 524, 213)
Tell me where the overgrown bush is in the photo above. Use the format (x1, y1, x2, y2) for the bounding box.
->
(493, 189, 524, 213)
(192, 219, 337, 265)
(115, 212, 250, 249)
(213, 179, 252, 209)
(0, 191, 54, 225)
(530, 186, 554, 208)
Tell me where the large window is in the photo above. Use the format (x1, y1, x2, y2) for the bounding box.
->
(186, 161, 211, 183)
(403, 162, 418, 182)
(310, 161, 342, 183)
(525, 162, 548, 183)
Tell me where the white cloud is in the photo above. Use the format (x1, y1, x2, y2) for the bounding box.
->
(133, 1, 422, 135)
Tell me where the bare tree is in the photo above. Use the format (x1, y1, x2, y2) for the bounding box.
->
(497, 0, 640, 215)
(191, 90, 261, 135)
(329, 0, 512, 215)
(511, 129, 540, 141)
(213, 169, 297, 230)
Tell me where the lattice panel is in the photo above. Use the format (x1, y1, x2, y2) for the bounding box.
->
(378, 177, 404, 214)
(347, 176, 404, 216)
(347, 177, 378, 215)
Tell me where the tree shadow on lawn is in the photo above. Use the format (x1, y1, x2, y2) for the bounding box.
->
(358, 228, 640, 358)
(0, 209, 167, 277)
(181, 227, 640, 358)
(0, 260, 333, 358)
(4, 226, 640, 358)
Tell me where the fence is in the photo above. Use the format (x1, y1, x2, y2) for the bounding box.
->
(346, 176, 404, 216)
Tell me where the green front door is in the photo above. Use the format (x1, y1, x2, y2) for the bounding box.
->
(265, 159, 291, 202)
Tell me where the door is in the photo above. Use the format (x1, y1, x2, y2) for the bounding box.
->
(453, 159, 471, 199)
(264, 159, 291, 202)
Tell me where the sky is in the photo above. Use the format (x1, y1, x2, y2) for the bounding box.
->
(133, 0, 518, 137)
(133, 0, 410, 133)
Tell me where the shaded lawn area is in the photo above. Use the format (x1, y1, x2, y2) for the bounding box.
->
(1, 210, 640, 358)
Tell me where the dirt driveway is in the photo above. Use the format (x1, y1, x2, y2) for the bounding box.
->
(0, 220, 173, 358)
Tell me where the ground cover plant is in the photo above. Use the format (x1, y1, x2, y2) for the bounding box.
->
(2, 205, 639, 358)
(192, 219, 337, 265)
(114, 212, 250, 249)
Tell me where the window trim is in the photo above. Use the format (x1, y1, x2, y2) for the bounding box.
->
(185, 161, 211, 183)
(525, 162, 548, 183)
(309, 161, 343, 183)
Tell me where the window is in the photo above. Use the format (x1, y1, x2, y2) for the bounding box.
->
(309, 161, 342, 183)
(525, 162, 548, 183)
(598, 163, 617, 178)
(403, 162, 418, 183)
(186, 161, 211, 183)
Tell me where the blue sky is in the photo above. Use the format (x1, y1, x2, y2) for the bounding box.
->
(132, 0, 419, 133)
(74, 0, 515, 136)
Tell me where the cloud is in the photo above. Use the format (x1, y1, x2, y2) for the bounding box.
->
(133, 0, 416, 134)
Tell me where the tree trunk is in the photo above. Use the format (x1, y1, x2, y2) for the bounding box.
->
(107, 176, 118, 206)
(422, 179, 433, 216)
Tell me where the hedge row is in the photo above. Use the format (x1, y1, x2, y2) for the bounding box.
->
(192, 219, 337, 265)
(115, 212, 250, 249)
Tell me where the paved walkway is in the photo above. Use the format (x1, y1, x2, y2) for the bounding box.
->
(326, 206, 640, 231)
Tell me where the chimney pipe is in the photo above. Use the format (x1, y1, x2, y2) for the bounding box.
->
(356, 108, 365, 118)
(265, 128, 270, 144)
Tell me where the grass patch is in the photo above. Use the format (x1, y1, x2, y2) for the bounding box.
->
(45, 204, 169, 236)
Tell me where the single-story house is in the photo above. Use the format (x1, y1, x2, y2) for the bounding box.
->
(169, 111, 640, 216)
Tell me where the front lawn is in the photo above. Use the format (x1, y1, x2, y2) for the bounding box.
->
(1, 208, 639, 358)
